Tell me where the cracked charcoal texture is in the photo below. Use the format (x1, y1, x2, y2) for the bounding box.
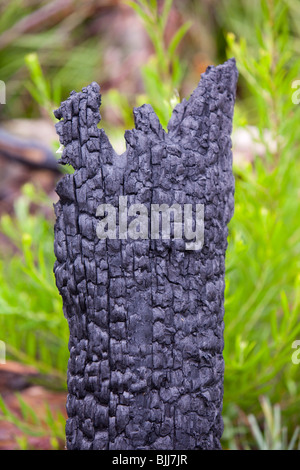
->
(53, 58, 238, 450)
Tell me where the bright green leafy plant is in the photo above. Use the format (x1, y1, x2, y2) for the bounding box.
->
(126, 0, 191, 128)
(0, 184, 68, 382)
(0, 393, 66, 450)
(222, 0, 300, 448)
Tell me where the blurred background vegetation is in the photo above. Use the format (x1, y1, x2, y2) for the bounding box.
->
(0, 0, 299, 450)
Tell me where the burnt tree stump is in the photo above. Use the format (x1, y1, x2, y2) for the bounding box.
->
(53, 58, 238, 450)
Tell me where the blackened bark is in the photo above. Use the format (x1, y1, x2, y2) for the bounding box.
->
(54, 59, 238, 450)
